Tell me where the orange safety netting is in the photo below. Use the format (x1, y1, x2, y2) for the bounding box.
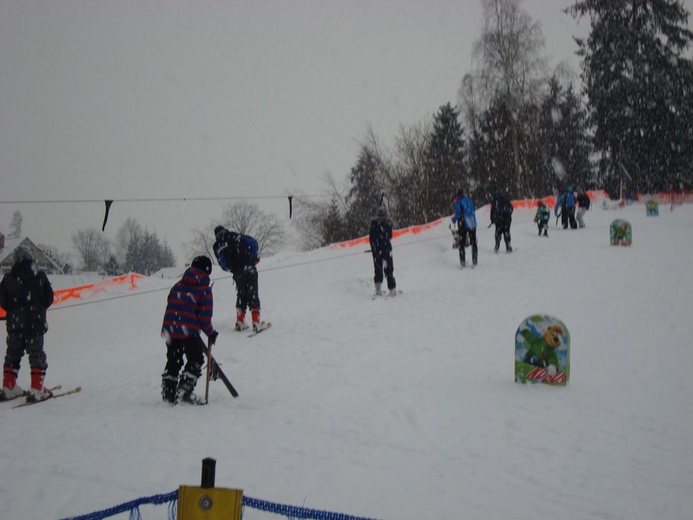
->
(329, 190, 610, 250)
(329, 218, 447, 250)
(0, 273, 144, 319)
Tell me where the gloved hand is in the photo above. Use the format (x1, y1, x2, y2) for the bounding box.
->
(209, 330, 219, 346)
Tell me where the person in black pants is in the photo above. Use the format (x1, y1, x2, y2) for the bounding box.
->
(213, 226, 263, 332)
(369, 206, 397, 296)
(490, 192, 513, 252)
(0, 255, 54, 402)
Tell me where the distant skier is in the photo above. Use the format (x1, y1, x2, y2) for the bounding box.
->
(213, 225, 264, 332)
(555, 186, 577, 229)
(451, 188, 478, 267)
(576, 190, 591, 228)
(160, 255, 218, 405)
(490, 192, 514, 252)
(0, 255, 54, 402)
(369, 205, 397, 296)
(534, 202, 550, 237)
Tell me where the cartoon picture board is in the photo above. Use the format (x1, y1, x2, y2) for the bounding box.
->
(646, 200, 659, 216)
(610, 219, 632, 246)
(515, 314, 570, 386)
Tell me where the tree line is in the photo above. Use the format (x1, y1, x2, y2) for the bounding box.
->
(68, 202, 285, 274)
(294, 0, 693, 247)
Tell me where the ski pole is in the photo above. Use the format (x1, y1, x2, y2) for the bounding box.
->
(205, 336, 213, 404)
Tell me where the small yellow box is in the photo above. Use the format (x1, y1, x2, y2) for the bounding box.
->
(177, 485, 243, 520)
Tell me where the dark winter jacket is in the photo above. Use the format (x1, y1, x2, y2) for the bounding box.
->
(490, 193, 513, 227)
(577, 193, 591, 209)
(369, 216, 393, 255)
(0, 258, 54, 337)
(213, 228, 259, 274)
(452, 195, 477, 230)
(161, 266, 215, 340)
(534, 204, 550, 224)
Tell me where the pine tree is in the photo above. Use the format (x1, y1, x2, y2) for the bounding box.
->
(9, 211, 22, 239)
(424, 103, 467, 220)
(567, 0, 693, 192)
(345, 134, 390, 239)
(538, 77, 593, 194)
(320, 198, 347, 246)
(468, 96, 516, 203)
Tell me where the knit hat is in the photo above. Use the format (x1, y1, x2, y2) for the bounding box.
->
(191, 255, 212, 275)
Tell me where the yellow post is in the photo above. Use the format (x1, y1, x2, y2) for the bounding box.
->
(177, 485, 243, 520)
(177, 458, 243, 520)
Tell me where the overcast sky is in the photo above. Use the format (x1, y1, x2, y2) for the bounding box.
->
(1, 0, 690, 264)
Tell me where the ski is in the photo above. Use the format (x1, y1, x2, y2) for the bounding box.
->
(247, 322, 271, 337)
(1, 385, 61, 403)
(372, 289, 402, 299)
(13, 386, 81, 408)
(210, 358, 239, 398)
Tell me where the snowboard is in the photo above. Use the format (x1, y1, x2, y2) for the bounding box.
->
(515, 315, 570, 386)
(610, 219, 632, 246)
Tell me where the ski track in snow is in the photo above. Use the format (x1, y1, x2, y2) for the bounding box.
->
(1, 202, 692, 520)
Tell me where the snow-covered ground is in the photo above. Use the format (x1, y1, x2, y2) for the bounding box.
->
(1, 200, 692, 520)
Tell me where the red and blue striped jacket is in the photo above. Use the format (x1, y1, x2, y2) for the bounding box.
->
(161, 267, 214, 340)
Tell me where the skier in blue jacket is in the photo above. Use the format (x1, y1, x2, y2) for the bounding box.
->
(451, 189, 478, 267)
(213, 226, 263, 332)
(555, 186, 577, 229)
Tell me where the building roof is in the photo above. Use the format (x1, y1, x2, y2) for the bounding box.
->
(0, 236, 65, 274)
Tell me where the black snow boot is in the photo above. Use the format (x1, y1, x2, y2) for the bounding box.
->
(176, 372, 205, 405)
(161, 374, 177, 403)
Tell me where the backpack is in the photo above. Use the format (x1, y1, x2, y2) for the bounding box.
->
(492, 194, 513, 223)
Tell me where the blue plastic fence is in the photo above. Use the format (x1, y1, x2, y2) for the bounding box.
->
(58, 490, 380, 520)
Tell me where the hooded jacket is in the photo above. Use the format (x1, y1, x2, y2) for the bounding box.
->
(0, 258, 54, 337)
(369, 214, 393, 254)
(452, 194, 477, 230)
(161, 266, 214, 340)
(213, 228, 259, 274)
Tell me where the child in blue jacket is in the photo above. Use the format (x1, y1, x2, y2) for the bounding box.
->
(451, 189, 478, 267)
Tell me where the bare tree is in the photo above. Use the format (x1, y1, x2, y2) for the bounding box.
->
(185, 225, 218, 261)
(474, 0, 546, 106)
(72, 228, 111, 271)
(186, 201, 285, 260)
(460, 0, 548, 196)
(391, 120, 432, 226)
(291, 173, 351, 250)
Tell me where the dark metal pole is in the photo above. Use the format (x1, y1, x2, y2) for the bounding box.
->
(201, 458, 216, 488)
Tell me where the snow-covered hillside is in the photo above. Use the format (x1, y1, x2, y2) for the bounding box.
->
(1, 200, 692, 520)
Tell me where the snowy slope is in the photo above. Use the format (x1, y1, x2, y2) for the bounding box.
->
(1, 201, 692, 520)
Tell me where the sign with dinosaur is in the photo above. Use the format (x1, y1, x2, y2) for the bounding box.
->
(610, 219, 632, 246)
(515, 315, 570, 386)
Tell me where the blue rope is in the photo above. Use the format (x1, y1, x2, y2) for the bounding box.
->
(59, 490, 379, 520)
(59, 491, 177, 520)
(242, 495, 380, 520)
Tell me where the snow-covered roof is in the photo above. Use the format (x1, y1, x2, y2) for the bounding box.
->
(0, 236, 65, 274)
